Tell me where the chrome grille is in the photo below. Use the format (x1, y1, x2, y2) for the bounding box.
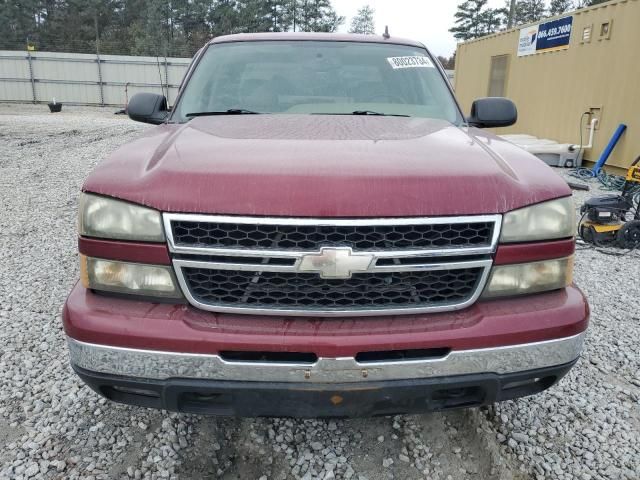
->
(171, 220, 495, 251)
(164, 214, 501, 317)
(183, 267, 484, 311)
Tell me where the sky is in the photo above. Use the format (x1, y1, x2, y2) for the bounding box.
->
(334, 0, 507, 58)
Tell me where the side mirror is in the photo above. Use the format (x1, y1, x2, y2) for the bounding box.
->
(468, 97, 517, 128)
(127, 93, 168, 125)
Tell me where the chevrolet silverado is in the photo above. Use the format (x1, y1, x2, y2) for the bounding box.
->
(63, 33, 588, 417)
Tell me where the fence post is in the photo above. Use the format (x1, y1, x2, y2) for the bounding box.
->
(26, 51, 36, 103)
(164, 55, 170, 105)
(94, 13, 105, 106)
(96, 53, 105, 106)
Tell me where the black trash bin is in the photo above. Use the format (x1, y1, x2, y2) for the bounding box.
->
(48, 102, 62, 113)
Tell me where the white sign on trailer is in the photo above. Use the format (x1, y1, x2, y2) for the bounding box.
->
(518, 26, 539, 57)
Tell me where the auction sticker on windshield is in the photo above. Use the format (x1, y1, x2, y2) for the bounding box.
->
(387, 56, 434, 69)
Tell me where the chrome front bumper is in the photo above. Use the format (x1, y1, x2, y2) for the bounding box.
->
(67, 332, 585, 384)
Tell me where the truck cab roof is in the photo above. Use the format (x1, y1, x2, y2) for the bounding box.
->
(208, 32, 426, 49)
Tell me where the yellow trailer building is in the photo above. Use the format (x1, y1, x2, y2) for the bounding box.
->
(454, 0, 639, 172)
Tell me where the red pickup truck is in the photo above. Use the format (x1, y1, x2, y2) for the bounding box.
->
(63, 33, 588, 417)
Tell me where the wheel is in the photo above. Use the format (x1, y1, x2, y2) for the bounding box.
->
(616, 220, 640, 249)
(579, 224, 595, 244)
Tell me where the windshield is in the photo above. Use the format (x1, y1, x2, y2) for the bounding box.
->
(172, 41, 462, 123)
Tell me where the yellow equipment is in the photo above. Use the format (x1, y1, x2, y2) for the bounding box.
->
(578, 159, 640, 248)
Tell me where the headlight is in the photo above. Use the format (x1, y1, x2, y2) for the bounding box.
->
(482, 256, 573, 298)
(79, 193, 164, 242)
(80, 255, 182, 298)
(500, 197, 575, 243)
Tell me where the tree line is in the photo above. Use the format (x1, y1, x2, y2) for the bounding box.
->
(450, 0, 609, 41)
(0, 0, 345, 57)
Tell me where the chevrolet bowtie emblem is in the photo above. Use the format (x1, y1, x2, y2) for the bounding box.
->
(298, 247, 374, 279)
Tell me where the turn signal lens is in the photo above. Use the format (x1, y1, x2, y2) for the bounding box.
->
(482, 256, 573, 299)
(80, 255, 181, 298)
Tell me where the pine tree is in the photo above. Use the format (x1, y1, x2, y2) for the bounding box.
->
(293, 0, 344, 32)
(479, 7, 507, 36)
(236, 0, 274, 33)
(172, 0, 212, 50)
(209, 0, 242, 37)
(2, 1, 41, 49)
(100, 0, 150, 55)
(0, 0, 345, 55)
(549, 0, 574, 16)
(129, 0, 171, 56)
(450, 0, 504, 41)
(37, 0, 122, 53)
(450, 0, 488, 41)
(349, 5, 375, 35)
(265, 0, 289, 32)
(513, 0, 546, 25)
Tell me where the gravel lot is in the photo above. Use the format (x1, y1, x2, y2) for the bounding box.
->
(0, 104, 638, 480)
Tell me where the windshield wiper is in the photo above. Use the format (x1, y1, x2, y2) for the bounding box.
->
(186, 109, 261, 117)
(352, 110, 409, 117)
(313, 111, 410, 117)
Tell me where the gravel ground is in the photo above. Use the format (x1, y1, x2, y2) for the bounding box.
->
(0, 104, 638, 480)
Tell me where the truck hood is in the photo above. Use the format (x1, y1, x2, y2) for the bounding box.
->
(84, 115, 570, 216)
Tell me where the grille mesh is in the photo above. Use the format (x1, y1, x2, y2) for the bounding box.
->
(171, 221, 494, 251)
(183, 267, 483, 311)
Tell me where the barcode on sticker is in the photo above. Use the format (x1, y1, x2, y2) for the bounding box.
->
(387, 56, 434, 69)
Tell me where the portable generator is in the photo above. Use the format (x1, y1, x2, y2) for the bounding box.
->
(579, 158, 640, 248)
